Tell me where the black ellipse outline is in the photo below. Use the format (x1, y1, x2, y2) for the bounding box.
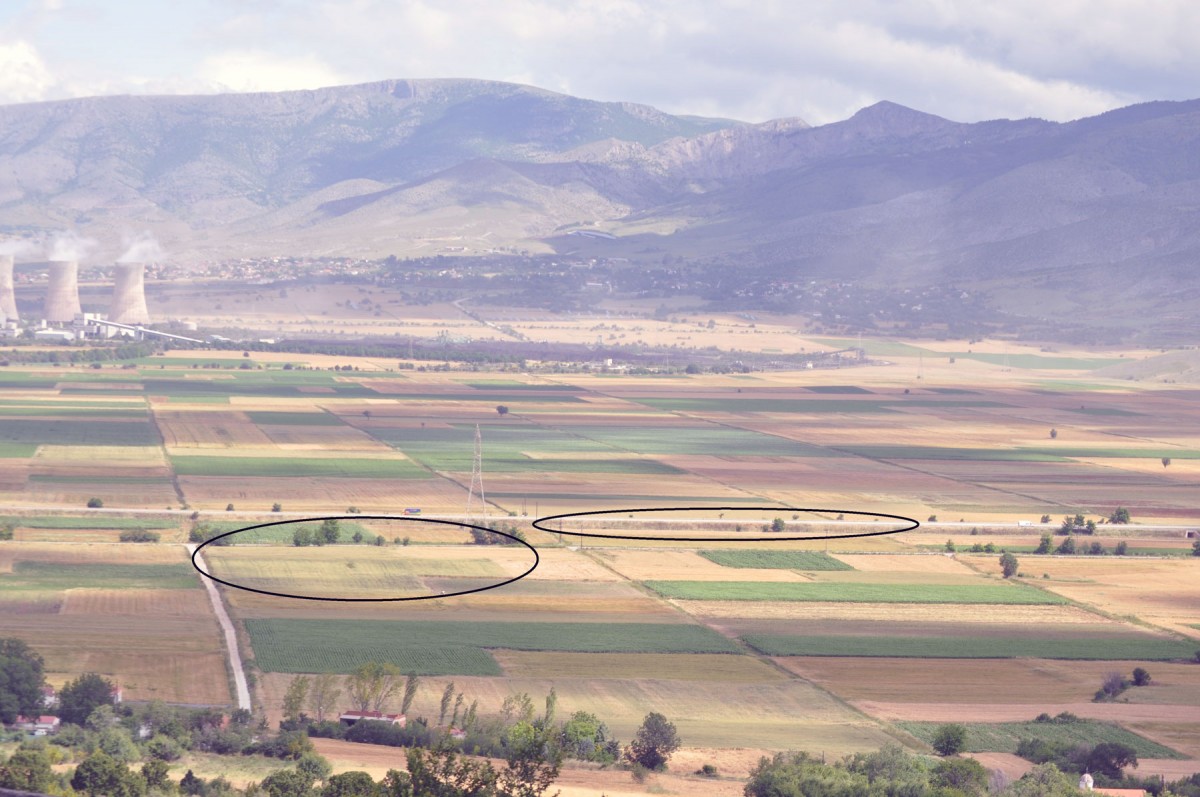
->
(190, 515, 539, 602)
(531, 507, 919, 542)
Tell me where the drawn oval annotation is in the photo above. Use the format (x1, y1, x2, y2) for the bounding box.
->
(531, 506, 919, 542)
(190, 515, 538, 602)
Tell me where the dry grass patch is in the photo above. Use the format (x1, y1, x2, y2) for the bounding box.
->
(493, 651, 787, 682)
(35, 445, 167, 464)
(60, 588, 215, 617)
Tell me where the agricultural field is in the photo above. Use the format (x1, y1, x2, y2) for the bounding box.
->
(2, 340, 1200, 792)
(897, 719, 1184, 758)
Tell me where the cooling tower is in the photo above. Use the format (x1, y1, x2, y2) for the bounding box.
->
(109, 263, 150, 324)
(0, 255, 16, 321)
(44, 260, 82, 323)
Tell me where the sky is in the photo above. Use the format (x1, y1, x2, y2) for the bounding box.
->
(0, 0, 1197, 125)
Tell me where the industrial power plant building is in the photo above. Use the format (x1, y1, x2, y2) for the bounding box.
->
(43, 260, 83, 323)
(109, 263, 151, 324)
(0, 254, 17, 321)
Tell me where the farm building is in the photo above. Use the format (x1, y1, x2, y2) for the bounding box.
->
(338, 710, 406, 728)
(11, 715, 60, 736)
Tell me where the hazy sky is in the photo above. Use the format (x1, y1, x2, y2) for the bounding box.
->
(1, 0, 1196, 124)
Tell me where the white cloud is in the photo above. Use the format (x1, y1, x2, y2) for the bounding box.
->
(0, 39, 55, 103)
(198, 50, 350, 93)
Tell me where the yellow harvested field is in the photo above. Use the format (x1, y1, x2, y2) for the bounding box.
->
(178, 475, 469, 512)
(1033, 558, 1200, 635)
(590, 549, 811, 582)
(35, 445, 167, 465)
(519, 548, 625, 581)
(673, 600, 1118, 624)
(493, 651, 788, 682)
(60, 588, 214, 617)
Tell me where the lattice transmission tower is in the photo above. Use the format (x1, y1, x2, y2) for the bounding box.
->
(465, 424, 487, 525)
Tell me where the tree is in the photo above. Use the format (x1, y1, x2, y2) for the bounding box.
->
(293, 528, 315, 547)
(932, 757, 988, 794)
(273, 502, 283, 512)
(283, 675, 311, 723)
(71, 751, 146, 797)
(1000, 551, 1019, 578)
(1056, 535, 1077, 555)
(1132, 667, 1152, 686)
(500, 720, 562, 797)
(944, 539, 955, 553)
(496, 405, 509, 416)
(0, 747, 55, 793)
(931, 723, 967, 756)
(347, 661, 401, 713)
(770, 517, 786, 533)
(0, 637, 45, 724)
(323, 771, 384, 797)
(401, 674, 420, 716)
(297, 752, 333, 784)
(627, 712, 680, 770)
(1193, 539, 1200, 557)
(87, 497, 104, 508)
(227, 503, 235, 511)
(58, 672, 117, 726)
(439, 682, 456, 726)
(405, 747, 497, 797)
(1163, 457, 1172, 467)
(1116, 540, 1128, 556)
(1086, 742, 1138, 779)
(1049, 428, 1058, 439)
(1034, 533, 1053, 554)
(141, 759, 171, 791)
(320, 519, 340, 545)
(308, 673, 342, 723)
(260, 768, 316, 797)
(1109, 506, 1131, 524)
(1004, 763, 1081, 797)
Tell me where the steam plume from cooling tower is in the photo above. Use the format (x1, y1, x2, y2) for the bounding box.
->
(117, 232, 163, 264)
(109, 262, 150, 324)
(44, 260, 82, 322)
(0, 254, 17, 321)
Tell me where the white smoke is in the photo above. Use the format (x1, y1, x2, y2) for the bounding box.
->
(48, 232, 97, 262)
(0, 239, 38, 257)
(117, 231, 165, 263)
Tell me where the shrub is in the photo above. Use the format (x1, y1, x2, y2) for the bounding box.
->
(119, 529, 160, 543)
(1132, 667, 1151, 686)
(87, 497, 103, 508)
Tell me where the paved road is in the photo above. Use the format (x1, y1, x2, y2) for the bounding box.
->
(187, 544, 251, 711)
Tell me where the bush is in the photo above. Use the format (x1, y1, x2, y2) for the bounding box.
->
(1132, 667, 1151, 686)
(86, 497, 103, 508)
(931, 723, 967, 756)
(119, 529, 160, 542)
(696, 763, 718, 777)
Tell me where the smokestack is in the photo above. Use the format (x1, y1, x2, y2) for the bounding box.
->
(109, 263, 150, 324)
(44, 260, 82, 323)
(0, 254, 16, 322)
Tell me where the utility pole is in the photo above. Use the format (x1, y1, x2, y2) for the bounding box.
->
(466, 424, 487, 527)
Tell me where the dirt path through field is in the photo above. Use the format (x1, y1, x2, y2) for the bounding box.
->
(188, 543, 251, 710)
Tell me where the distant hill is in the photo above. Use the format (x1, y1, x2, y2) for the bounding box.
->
(2, 79, 1199, 338)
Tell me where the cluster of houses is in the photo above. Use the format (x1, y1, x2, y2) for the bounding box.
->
(5, 683, 122, 737)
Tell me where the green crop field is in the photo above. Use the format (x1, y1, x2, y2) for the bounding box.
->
(699, 551, 854, 570)
(805, 385, 874, 394)
(837, 446, 1068, 462)
(3, 561, 199, 591)
(743, 634, 1199, 660)
(199, 520, 376, 544)
(170, 456, 429, 478)
(896, 720, 1184, 758)
(1, 516, 176, 530)
(244, 411, 345, 426)
(645, 581, 1067, 604)
(0, 407, 147, 418)
(0, 419, 159, 446)
(245, 618, 741, 673)
(0, 443, 38, 457)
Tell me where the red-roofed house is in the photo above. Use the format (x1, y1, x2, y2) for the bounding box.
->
(338, 711, 406, 728)
(448, 727, 466, 740)
(12, 715, 61, 736)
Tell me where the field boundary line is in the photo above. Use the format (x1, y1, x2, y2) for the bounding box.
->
(188, 543, 251, 710)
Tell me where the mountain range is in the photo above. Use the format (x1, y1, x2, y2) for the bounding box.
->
(1, 78, 1198, 333)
